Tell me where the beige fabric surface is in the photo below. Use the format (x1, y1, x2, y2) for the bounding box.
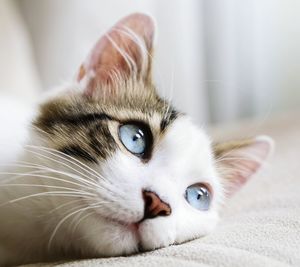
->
(22, 111, 300, 267)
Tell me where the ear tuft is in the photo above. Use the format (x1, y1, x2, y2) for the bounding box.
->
(77, 13, 156, 97)
(254, 135, 275, 158)
(214, 135, 274, 196)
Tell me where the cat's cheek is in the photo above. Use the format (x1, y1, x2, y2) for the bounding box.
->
(78, 217, 139, 256)
(138, 217, 176, 251)
(174, 209, 220, 244)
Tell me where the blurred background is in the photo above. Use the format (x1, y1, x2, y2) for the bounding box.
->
(1, 0, 300, 125)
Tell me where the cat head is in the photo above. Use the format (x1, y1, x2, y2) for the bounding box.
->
(31, 13, 273, 256)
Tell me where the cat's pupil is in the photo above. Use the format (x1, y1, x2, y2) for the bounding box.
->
(133, 131, 143, 141)
(197, 188, 206, 200)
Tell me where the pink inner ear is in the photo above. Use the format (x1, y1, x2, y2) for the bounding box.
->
(77, 13, 155, 96)
(220, 136, 274, 196)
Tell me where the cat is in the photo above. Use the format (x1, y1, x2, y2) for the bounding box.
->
(0, 13, 273, 266)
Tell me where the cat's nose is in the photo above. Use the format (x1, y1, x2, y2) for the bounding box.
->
(142, 190, 171, 219)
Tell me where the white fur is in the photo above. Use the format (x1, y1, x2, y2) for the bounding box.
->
(0, 12, 270, 265)
(0, 105, 224, 265)
(80, 117, 223, 255)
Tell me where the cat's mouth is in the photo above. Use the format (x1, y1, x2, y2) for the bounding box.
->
(103, 216, 141, 235)
(104, 218, 161, 253)
(92, 211, 149, 251)
(105, 216, 143, 250)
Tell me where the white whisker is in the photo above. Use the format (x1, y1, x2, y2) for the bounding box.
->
(25, 146, 103, 183)
(24, 146, 116, 190)
(0, 170, 97, 193)
(70, 211, 95, 235)
(0, 191, 96, 208)
(48, 204, 103, 250)
(47, 199, 84, 215)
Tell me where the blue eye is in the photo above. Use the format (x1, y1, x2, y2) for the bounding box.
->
(185, 184, 211, 211)
(119, 124, 150, 155)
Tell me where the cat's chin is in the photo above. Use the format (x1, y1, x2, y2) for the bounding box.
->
(86, 215, 175, 256)
(137, 218, 176, 252)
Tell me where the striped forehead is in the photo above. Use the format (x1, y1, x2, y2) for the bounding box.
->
(33, 93, 179, 163)
(100, 106, 179, 133)
(35, 93, 178, 133)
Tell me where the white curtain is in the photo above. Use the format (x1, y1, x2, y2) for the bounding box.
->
(202, 0, 300, 123)
(15, 0, 300, 124)
(0, 0, 39, 102)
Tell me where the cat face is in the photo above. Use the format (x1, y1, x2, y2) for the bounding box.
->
(34, 80, 221, 255)
(92, 116, 222, 254)
(31, 13, 273, 257)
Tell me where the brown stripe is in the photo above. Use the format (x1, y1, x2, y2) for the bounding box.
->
(60, 145, 98, 163)
(160, 109, 179, 132)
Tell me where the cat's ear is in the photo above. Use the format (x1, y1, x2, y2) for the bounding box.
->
(213, 136, 274, 196)
(77, 13, 155, 96)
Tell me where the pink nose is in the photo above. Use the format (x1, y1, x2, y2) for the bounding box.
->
(142, 190, 171, 219)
